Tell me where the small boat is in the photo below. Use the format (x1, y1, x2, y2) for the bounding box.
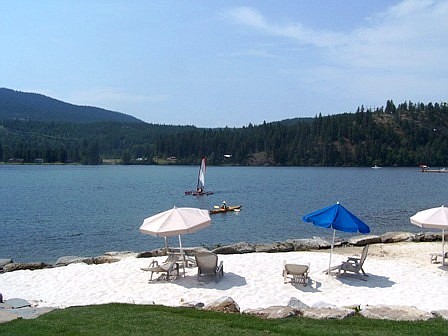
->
(371, 165, 382, 169)
(185, 157, 214, 196)
(210, 205, 242, 214)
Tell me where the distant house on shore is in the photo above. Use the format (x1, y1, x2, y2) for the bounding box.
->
(8, 158, 24, 164)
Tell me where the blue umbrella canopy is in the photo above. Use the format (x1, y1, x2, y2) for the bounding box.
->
(302, 202, 370, 275)
(302, 203, 370, 234)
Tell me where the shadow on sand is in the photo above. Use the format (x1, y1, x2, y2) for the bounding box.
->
(173, 272, 247, 290)
(334, 273, 395, 288)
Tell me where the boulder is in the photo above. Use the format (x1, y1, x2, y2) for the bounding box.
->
(93, 256, 120, 264)
(244, 306, 299, 319)
(360, 305, 434, 321)
(288, 297, 309, 310)
(285, 237, 332, 251)
(212, 242, 256, 255)
(419, 232, 445, 242)
(203, 296, 240, 313)
(136, 251, 157, 258)
(55, 256, 94, 266)
(3, 262, 49, 272)
(431, 309, 448, 320)
(0, 259, 13, 269)
(254, 242, 294, 253)
(380, 232, 415, 243)
(104, 251, 136, 257)
(180, 301, 205, 309)
(348, 235, 382, 246)
(0, 310, 19, 323)
(302, 307, 355, 320)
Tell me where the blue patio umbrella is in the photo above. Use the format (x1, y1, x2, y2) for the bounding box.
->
(302, 202, 370, 275)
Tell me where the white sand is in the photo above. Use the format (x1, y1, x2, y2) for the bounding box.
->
(1, 242, 448, 313)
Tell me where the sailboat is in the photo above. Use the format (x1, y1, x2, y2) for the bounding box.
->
(185, 157, 214, 196)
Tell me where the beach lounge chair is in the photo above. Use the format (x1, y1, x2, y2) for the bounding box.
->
(283, 263, 309, 286)
(141, 259, 179, 281)
(195, 252, 223, 281)
(165, 251, 196, 268)
(336, 245, 369, 280)
(429, 252, 448, 264)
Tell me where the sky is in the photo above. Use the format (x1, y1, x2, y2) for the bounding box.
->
(1, 0, 447, 128)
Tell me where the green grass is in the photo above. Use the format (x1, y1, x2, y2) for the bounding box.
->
(0, 304, 447, 336)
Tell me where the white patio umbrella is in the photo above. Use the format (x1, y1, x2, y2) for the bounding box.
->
(140, 206, 211, 272)
(410, 205, 448, 265)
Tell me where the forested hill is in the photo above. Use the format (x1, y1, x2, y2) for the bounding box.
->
(0, 89, 447, 167)
(0, 88, 142, 123)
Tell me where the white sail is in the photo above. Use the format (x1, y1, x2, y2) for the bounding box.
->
(197, 157, 206, 190)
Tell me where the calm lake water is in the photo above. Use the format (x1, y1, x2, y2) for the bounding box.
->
(0, 165, 446, 263)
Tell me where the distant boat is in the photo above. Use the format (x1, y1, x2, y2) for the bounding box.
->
(185, 157, 214, 196)
(371, 165, 382, 169)
(210, 205, 242, 214)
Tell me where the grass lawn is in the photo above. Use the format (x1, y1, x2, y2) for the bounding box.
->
(0, 303, 447, 335)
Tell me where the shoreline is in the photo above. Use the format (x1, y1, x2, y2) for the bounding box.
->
(1, 230, 444, 270)
(1, 239, 448, 319)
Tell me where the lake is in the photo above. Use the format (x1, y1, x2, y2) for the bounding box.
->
(0, 165, 446, 263)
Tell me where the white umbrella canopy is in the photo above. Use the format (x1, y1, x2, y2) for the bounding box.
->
(140, 206, 211, 237)
(140, 206, 211, 272)
(410, 205, 448, 265)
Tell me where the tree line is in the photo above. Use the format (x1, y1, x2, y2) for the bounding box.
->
(0, 100, 447, 167)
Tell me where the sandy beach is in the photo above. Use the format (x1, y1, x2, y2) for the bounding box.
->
(1, 241, 447, 313)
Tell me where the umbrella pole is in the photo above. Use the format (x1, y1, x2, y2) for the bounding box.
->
(443, 229, 446, 266)
(178, 235, 185, 276)
(328, 229, 336, 276)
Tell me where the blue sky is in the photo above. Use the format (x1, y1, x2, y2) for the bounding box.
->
(1, 1, 447, 127)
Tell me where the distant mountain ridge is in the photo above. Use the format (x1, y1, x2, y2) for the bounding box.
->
(0, 88, 143, 123)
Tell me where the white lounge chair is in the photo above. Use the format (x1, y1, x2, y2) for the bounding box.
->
(283, 263, 309, 286)
(195, 252, 223, 281)
(141, 259, 179, 281)
(336, 245, 369, 280)
(429, 252, 448, 264)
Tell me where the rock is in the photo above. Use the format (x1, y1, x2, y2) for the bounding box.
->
(180, 301, 205, 309)
(288, 297, 309, 310)
(104, 251, 136, 257)
(254, 242, 294, 253)
(0, 310, 19, 323)
(380, 232, 415, 243)
(3, 262, 49, 272)
(431, 309, 448, 320)
(0, 298, 31, 309)
(360, 305, 434, 321)
(419, 232, 445, 242)
(55, 256, 94, 266)
(136, 251, 157, 258)
(203, 296, 240, 313)
(0, 307, 56, 323)
(285, 237, 332, 251)
(212, 242, 256, 255)
(0, 259, 13, 269)
(302, 307, 355, 320)
(93, 256, 120, 264)
(348, 235, 382, 246)
(244, 306, 299, 319)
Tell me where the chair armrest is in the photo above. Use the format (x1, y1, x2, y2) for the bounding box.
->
(216, 261, 224, 272)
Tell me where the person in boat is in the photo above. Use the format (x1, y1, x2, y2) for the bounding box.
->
(221, 201, 228, 210)
(196, 187, 203, 194)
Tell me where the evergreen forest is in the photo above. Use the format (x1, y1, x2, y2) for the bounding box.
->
(1, 93, 447, 167)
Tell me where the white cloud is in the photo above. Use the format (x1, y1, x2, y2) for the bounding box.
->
(224, 6, 347, 48)
(224, 0, 448, 112)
